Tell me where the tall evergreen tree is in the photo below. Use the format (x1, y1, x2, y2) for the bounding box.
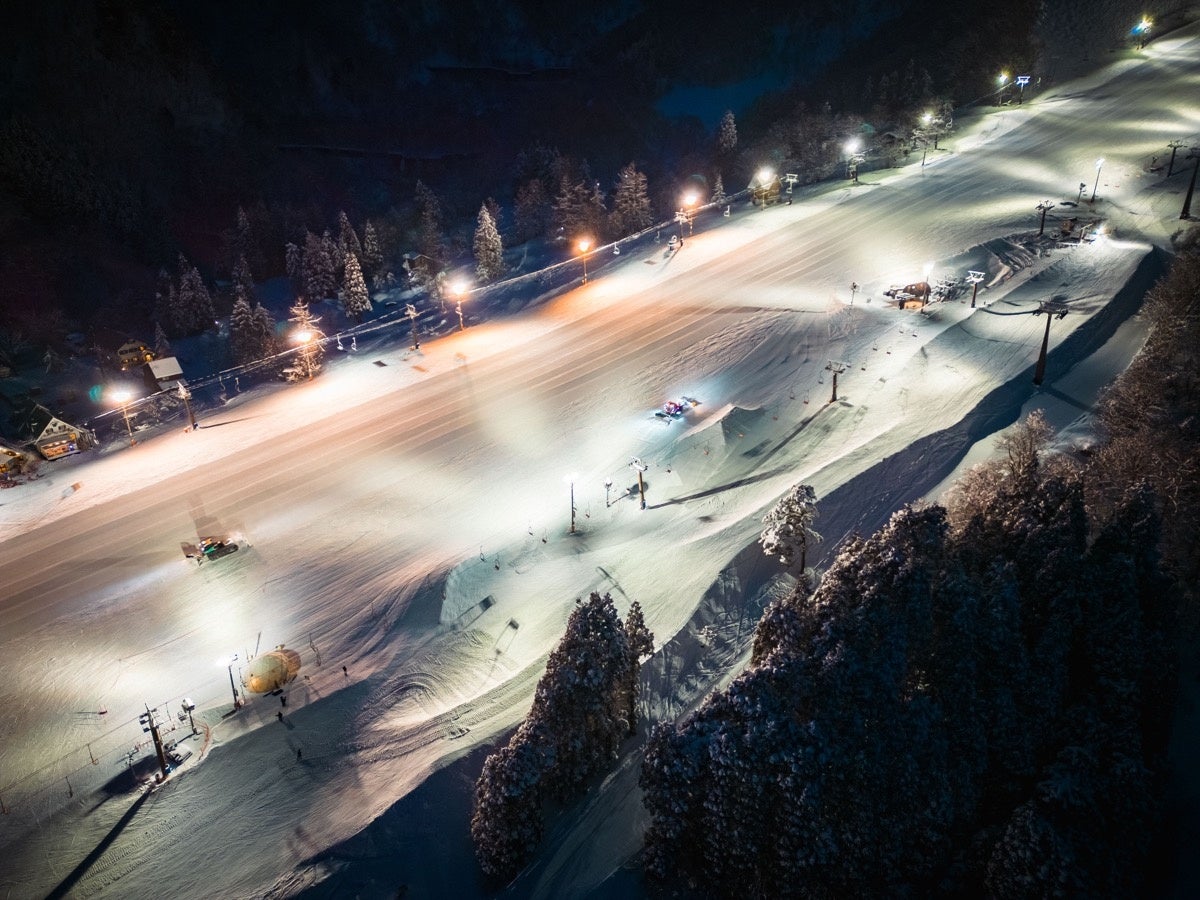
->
(414, 180, 445, 268)
(302, 231, 336, 302)
(473, 204, 505, 282)
(153, 321, 171, 359)
(712, 173, 727, 206)
(336, 210, 362, 271)
(231, 254, 255, 303)
(229, 294, 258, 365)
(172, 266, 215, 336)
(341, 252, 371, 324)
(285, 241, 303, 294)
(514, 178, 551, 243)
(286, 300, 324, 380)
(609, 162, 652, 237)
(360, 221, 382, 276)
(717, 109, 738, 158)
(251, 302, 277, 359)
(759, 483, 821, 573)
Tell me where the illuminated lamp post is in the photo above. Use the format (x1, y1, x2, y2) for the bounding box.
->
(110, 389, 136, 446)
(451, 280, 469, 331)
(218, 654, 241, 712)
(756, 168, 774, 209)
(577, 238, 592, 283)
(682, 191, 698, 234)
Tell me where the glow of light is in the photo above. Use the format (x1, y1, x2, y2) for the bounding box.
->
(845, 138, 861, 154)
(998, 72, 1009, 85)
(1096, 157, 1105, 169)
(577, 238, 591, 254)
(922, 111, 933, 125)
(757, 167, 774, 185)
(683, 191, 698, 207)
(110, 389, 131, 405)
(294, 330, 312, 343)
(451, 280, 468, 297)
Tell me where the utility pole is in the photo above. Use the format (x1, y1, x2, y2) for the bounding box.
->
(1037, 200, 1056, 236)
(139, 706, 170, 779)
(824, 360, 849, 403)
(406, 303, 420, 350)
(629, 457, 648, 510)
(181, 698, 197, 735)
(966, 270, 985, 308)
(1032, 301, 1069, 386)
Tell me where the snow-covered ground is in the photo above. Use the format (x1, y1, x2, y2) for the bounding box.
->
(1, 23, 1198, 899)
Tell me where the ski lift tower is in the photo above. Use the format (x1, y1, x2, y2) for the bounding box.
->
(824, 360, 849, 403)
(966, 270, 985, 308)
(1032, 300, 1069, 385)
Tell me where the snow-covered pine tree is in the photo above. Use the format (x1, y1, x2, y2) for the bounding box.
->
(712, 173, 727, 206)
(717, 109, 738, 158)
(759, 483, 821, 572)
(229, 293, 258, 366)
(514, 178, 550, 243)
(302, 231, 336, 303)
(153, 321, 171, 359)
(341, 252, 371, 324)
(251, 303, 277, 359)
(609, 162, 652, 237)
(414, 180, 444, 267)
(231, 254, 255, 303)
(621, 600, 654, 734)
(360, 221, 382, 276)
(336, 210, 362, 272)
(285, 241, 303, 294)
(286, 300, 324, 380)
(473, 204, 505, 282)
(470, 729, 548, 881)
(172, 267, 215, 336)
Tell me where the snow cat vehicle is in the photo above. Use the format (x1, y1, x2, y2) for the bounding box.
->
(655, 396, 700, 421)
(182, 536, 240, 565)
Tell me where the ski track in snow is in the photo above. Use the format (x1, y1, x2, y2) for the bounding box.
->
(1, 22, 1199, 899)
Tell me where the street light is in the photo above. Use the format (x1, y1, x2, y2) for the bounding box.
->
(577, 238, 592, 283)
(756, 168, 774, 209)
(177, 380, 197, 430)
(293, 329, 317, 379)
(681, 191, 698, 234)
(845, 138, 864, 183)
(997, 71, 1009, 103)
(1090, 157, 1104, 202)
(564, 473, 578, 534)
(218, 654, 241, 712)
(110, 389, 136, 446)
(451, 280, 468, 331)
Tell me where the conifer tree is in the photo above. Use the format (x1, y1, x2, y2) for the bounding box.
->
(336, 210, 362, 271)
(286, 300, 324, 380)
(609, 162, 652, 237)
(302, 231, 336, 302)
(172, 267, 215, 336)
(717, 109, 738, 158)
(285, 241, 303, 294)
(153, 321, 171, 359)
(229, 294, 258, 365)
(712, 173, 727, 206)
(414, 180, 445, 268)
(251, 302, 277, 358)
(473, 204, 505, 282)
(341, 252, 371, 324)
(231, 254, 255, 303)
(360, 221, 382, 276)
(760, 483, 821, 572)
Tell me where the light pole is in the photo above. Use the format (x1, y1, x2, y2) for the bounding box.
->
(110, 389, 136, 446)
(219, 654, 241, 711)
(682, 191, 698, 234)
(1167, 140, 1185, 177)
(293, 330, 316, 379)
(177, 380, 197, 430)
(845, 138, 862, 182)
(406, 303, 420, 350)
(997, 71, 1009, 104)
(451, 281, 468, 331)
(577, 238, 592, 283)
(564, 473, 577, 534)
(756, 168, 774, 209)
(1090, 157, 1104, 202)
(1077, 181, 1087, 202)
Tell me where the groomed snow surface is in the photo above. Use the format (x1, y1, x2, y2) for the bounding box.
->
(2, 22, 1199, 899)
